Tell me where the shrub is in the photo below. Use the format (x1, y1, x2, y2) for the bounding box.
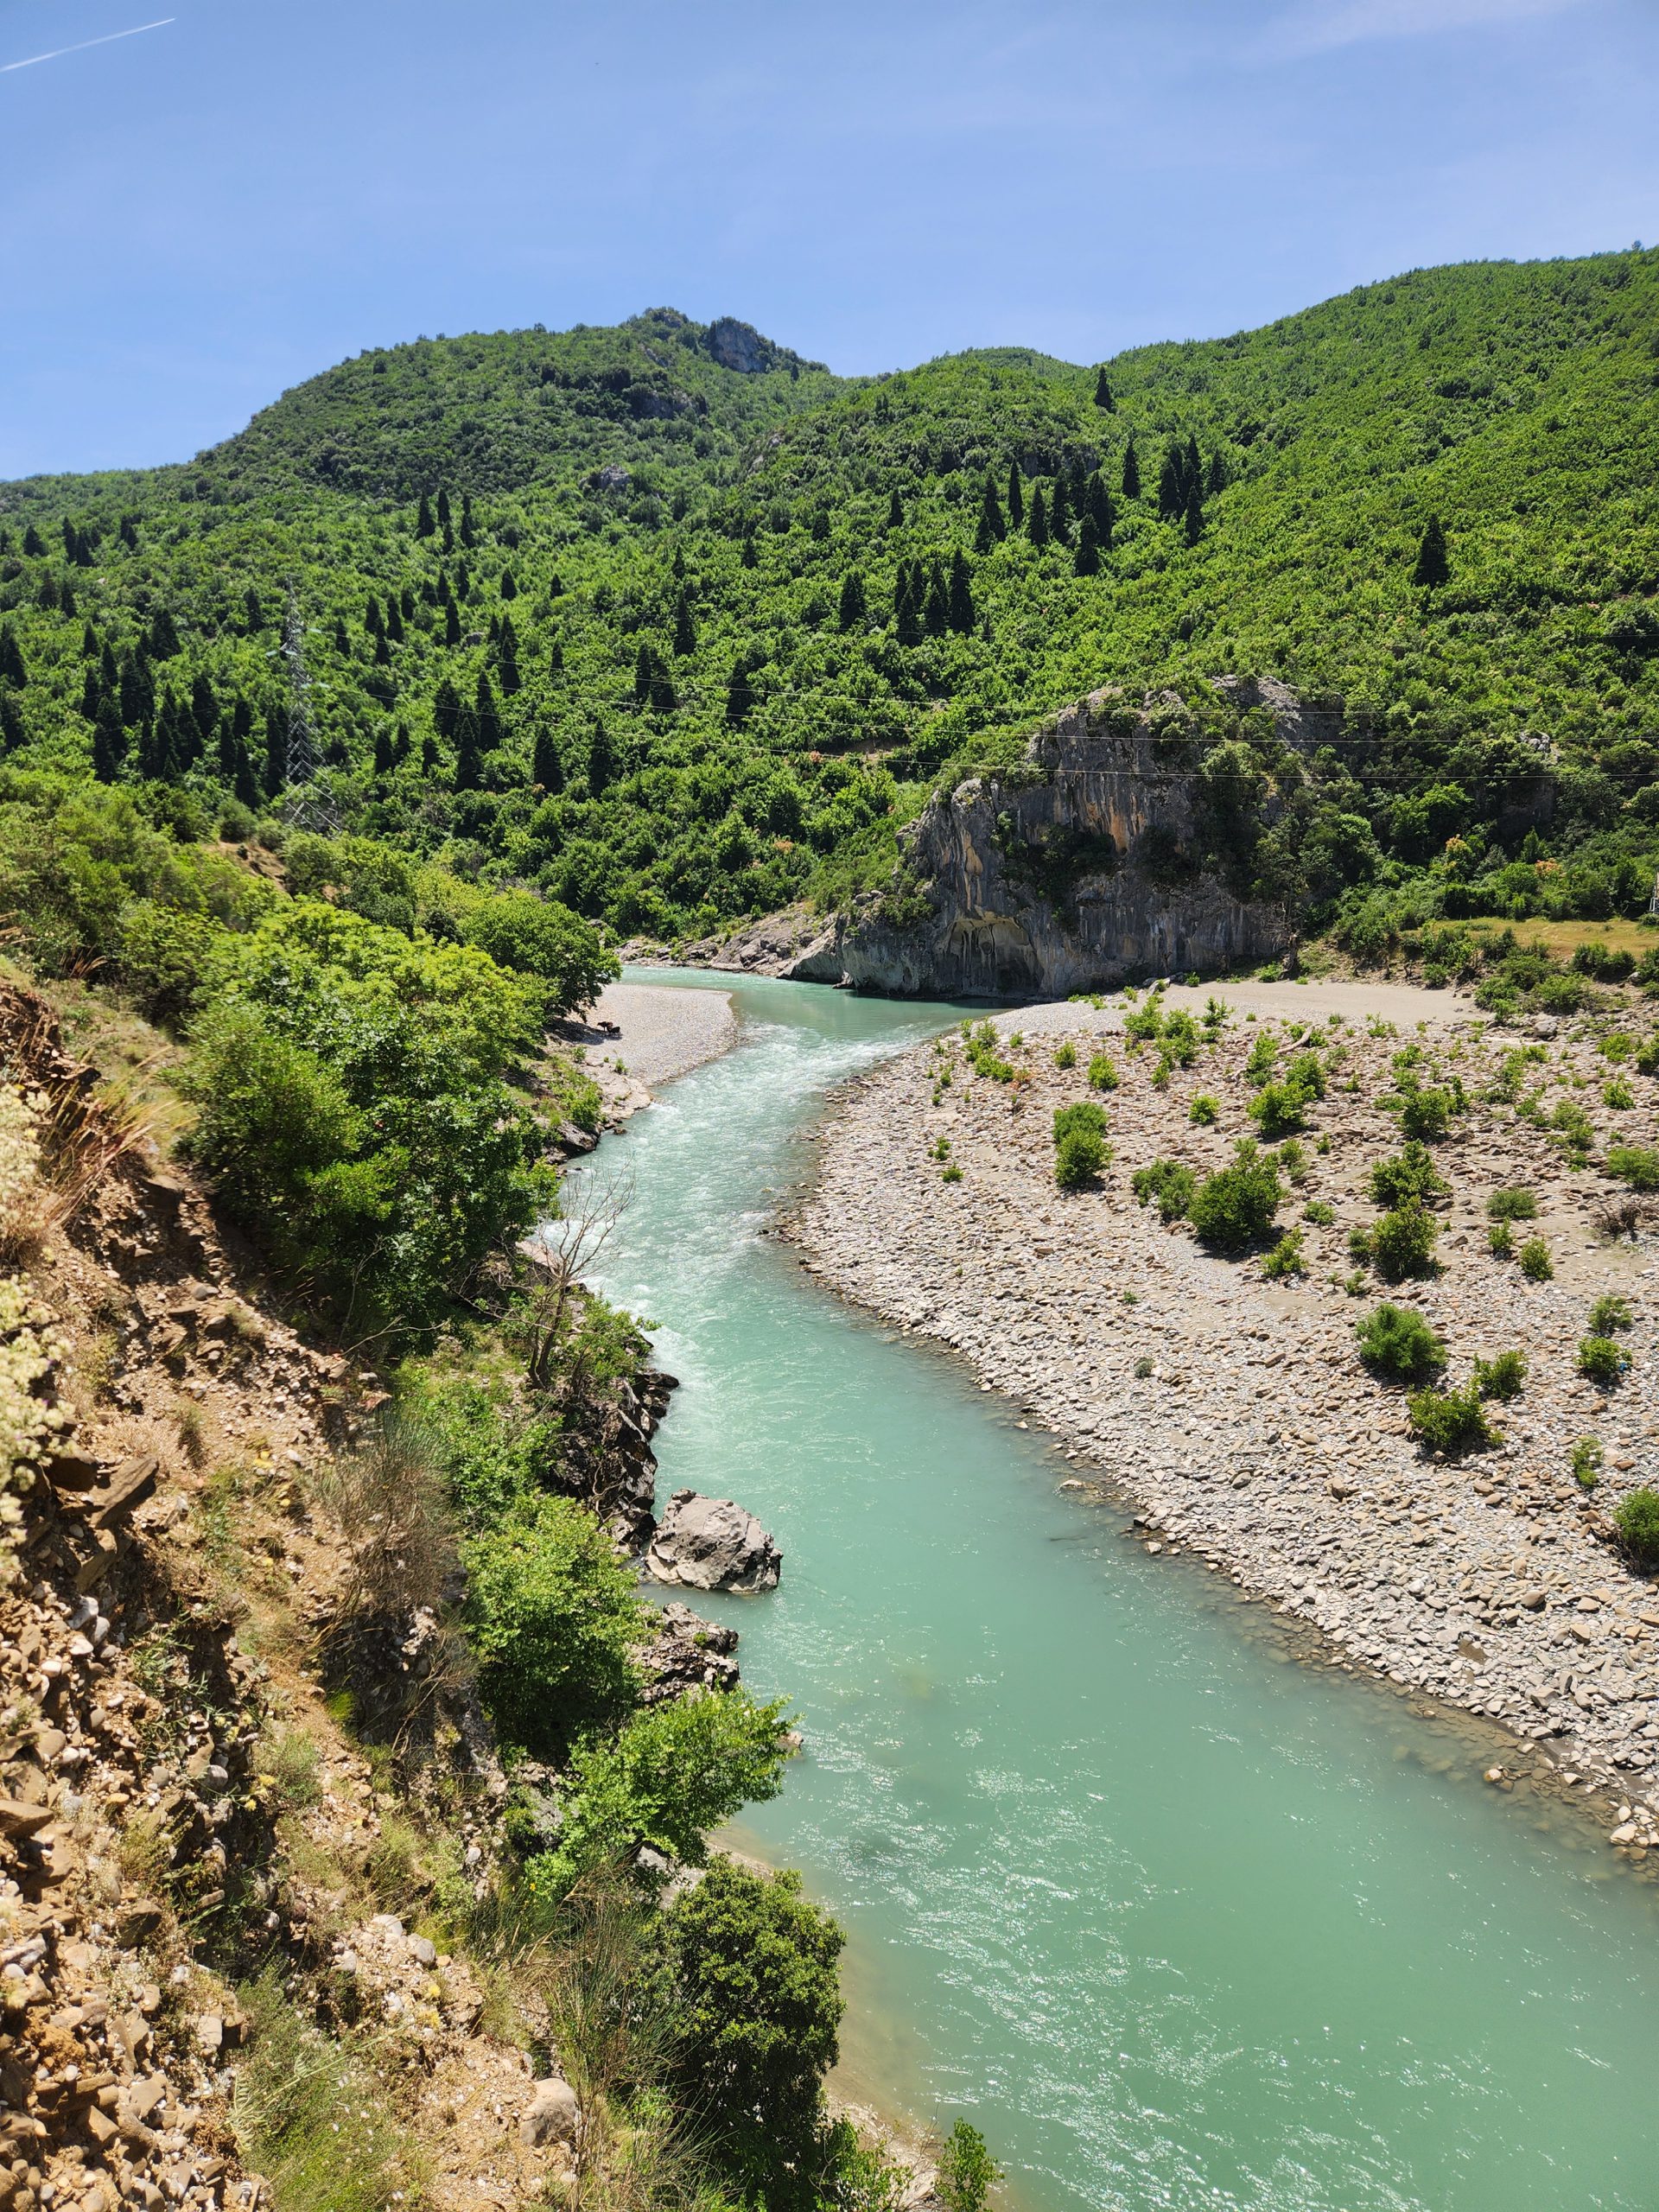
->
(1244, 1033, 1277, 1083)
(654, 1860, 844, 2206)
(1572, 1436, 1604, 1489)
(1399, 1085, 1455, 1141)
(1550, 1099, 1596, 1160)
(1408, 1382, 1496, 1456)
(1614, 1487, 1659, 1567)
(460, 1494, 643, 1757)
(942, 1164, 963, 1183)
(1261, 1230, 1306, 1280)
(1473, 1349, 1528, 1401)
(1131, 1158, 1197, 1222)
(1087, 1052, 1119, 1091)
(1303, 1199, 1334, 1226)
(1605, 1077, 1636, 1110)
(459, 888, 619, 1015)
(1588, 1294, 1634, 1333)
(1370, 1143, 1450, 1211)
(1370, 1204, 1439, 1281)
(1053, 1101, 1108, 1146)
(1518, 1236, 1554, 1281)
(1489, 1221, 1515, 1257)
(1573, 940, 1636, 981)
(1188, 1093, 1220, 1126)
(1275, 1138, 1310, 1184)
(1190, 1141, 1282, 1254)
(1607, 1144, 1659, 1192)
(1357, 1303, 1446, 1384)
(1055, 1128, 1107, 1190)
(1487, 1186, 1538, 1221)
(1249, 1080, 1307, 1139)
(1577, 1335, 1630, 1386)
(938, 2122, 1001, 2212)
(1053, 1041, 1077, 1070)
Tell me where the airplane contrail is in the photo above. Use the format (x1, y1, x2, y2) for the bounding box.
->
(1, 17, 175, 74)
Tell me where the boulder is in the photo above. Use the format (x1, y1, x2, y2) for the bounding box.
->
(520, 2075, 580, 2149)
(645, 1491, 781, 1592)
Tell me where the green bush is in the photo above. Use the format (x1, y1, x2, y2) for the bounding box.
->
(1188, 1093, 1220, 1126)
(1399, 1085, 1456, 1141)
(1261, 1230, 1306, 1280)
(1189, 1141, 1282, 1254)
(1131, 1158, 1196, 1222)
(1486, 1186, 1538, 1221)
(461, 1494, 644, 1757)
(1053, 1041, 1077, 1070)
(938, 2122, 1001, 2212)
(1248, 1080, 1308, 1139)
(1518, 1236, 1554, 1281)
(1572, 1436, 1605, 1489)
(1303, 1199, 1335, 1226)
(458, 887, 618, 1015)
(1244, 1033, 1277, 1084)
(1473, 1349, 1528, 1401)
(1357, 1303, 1446, 1384)
(1588, 1294, 1634, 1333)
(1053, 1100, 1108, 1146)
(1605, 1077, 1637, 1110)
(1489, 1221, 1515, 1257)
(1055, 1128, 1107, 1190)
(1549, 1099, 1596, 1160)
(1370, 1204, 1440, 1281)
(1087, 1052, 1119, 1091)
(1613, 1487, 1659, 1567)
(1408, 1383, 1497, 1456)
(1606, 1144, 1659, 1192)
(654, 1860, 844, 2209)
(1370, 1143, 1450, 1211)
(1577, 1335, 1630, 1385)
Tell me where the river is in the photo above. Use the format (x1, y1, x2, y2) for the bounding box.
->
(575, 969, 1659, 2212)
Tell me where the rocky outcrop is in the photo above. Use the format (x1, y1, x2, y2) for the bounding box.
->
(699, 677, 1331, 998)
(646, 1490, 782, 1592)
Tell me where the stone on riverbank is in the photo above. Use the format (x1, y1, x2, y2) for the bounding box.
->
(647, 1489, 782, 1592)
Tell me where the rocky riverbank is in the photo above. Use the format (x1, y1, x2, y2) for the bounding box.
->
(786, 978, 1659, 1855)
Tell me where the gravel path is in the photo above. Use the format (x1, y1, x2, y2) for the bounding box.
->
(787, 988, 1659, 1858)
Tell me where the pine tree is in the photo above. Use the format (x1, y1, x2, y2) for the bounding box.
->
(895, 563, 923, 647)
(1094, 367, 1115, 410)
(673, 592, 696, 657)
(385, 597, 405, 644)
(433, 677, 462, 741)
(35, 572, 60, 613)
(548, 573, 565, 599)
(1007, 461, 1024, 528)
(436, 490, 452, 530)
(741, 531, 758, 569)
(1413, 516, 1450, 588)
(373, 725, 395, 776)
(1184, 487, 1205, 546)
(137, 718, 161, 781)
(0, 693, 22, 753)
(264, 707, 286, 795)
(1157, 446, 1183, 522)
(454, 710, 483, 791)
(22, 526, 46, 558)
(153, 715, 177, 783)
(99, 642, 118, 696)
(532, 726, 564, 791)
(460, 494, 478, 550)
(474, 671, 502, 749)
(549, 639, 565, 674)
(190, 672, 217, 741)
(234, 742, 260, 810)
(948, 550, 976, 634)
(149, 607, 181, 659)
(120, 649, 154, 728)
(837, 570, 867, 631)
(61, 518, 78, 564)
(1074, 518, 1102, 575)
(422, 734, 441, 776)
(499, 566, 518, 601)
(887, 488, 904, 528)
(1205, 448, 1228, 498)
(416, 493, 435, 538)
(498, 615, 522, 693)
(392, 723, 410, 767)
(671, 545, 686, 579)
(725, 654, 756, 727)
(649, 659, 677, 713)
(444, 596, 462, 648)
(1185, 433, 1202, 492)
(244, 587, 264, 633)
(1027, 487, 1050, 549)
(1122, 442, 1141, 499)
(1050, 473, 1071, 543)
(365, 596, 384, 639)
(1086, 471, 1114, 545)
(217, 715, 237, 779)
(80, 623, 98, 658)
(924, 563, 950, 635)
(92, 697, 123, 783)
(588, 720, 615, 796)
(975, 476, 1006, 554)
(0, 626, 25, 689)
(80, 668, 100, 721)
(442, 520, 454, 556)
(232, 697, 252, 744)
(118, 515, 139, 551)
(635, 644, 655, 706)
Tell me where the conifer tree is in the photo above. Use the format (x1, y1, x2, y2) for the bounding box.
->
(924, 563, 950, 635)
(1027, 487, 1050, 549)
(499, 566, 518, 601)
(1085, 471, 1114, 545)
(433, 677, 462, 741)
(1007, 461, 1024, 528)
(550, 639, 565, 674)
(232, 696, 253, 744)
(244, 586, 264, 633)
(444, 596, 462, 648)
(1050, 473, 1071, 543)
(948, 550, 976, 634)
(671, 545, 686, 579)
(0, 693, 22, 753)
(393, 723, 411, 767)
(264, 708, 286, 796)
(0, 626, 25, 690)
(1094, 367, 1115, 410)
(1122, 442, 1141, 499)
(35, 573, 60, 613)
(137, 719, 161, 782)
(588, 720, 615, 796)
(635, 643, 655, 706)
(887, 488, 904, 527)
(649, 659, 677, 713)
(22, 526, 46, 559)
(416, 493, 435, 539)
(149, 607, 181, 659)
(673, 592, 696, 657)
(975, 476, 1006, 554)
(99, 642, 118, 696)
(1413, 516, 1450, 588)
(442, 520, 454, 556)
(373, 726, 395, 777)
(1074, 518, 1102, 575)
(191, 672, 217, 741)
(532, 727, 564, 791)
(373, 630, 391, 668)
(1157, 445, 1183, 522)
(92, 697, 123, 783)
(436, 490, 452, 530)
(474, 671, 502, 749)
(120, 649, 155, 728)
(80, 668, 100, 721)
(61, 519, 78, 564)
(422, 734, 441, 776)
(80, 623, 98, 659)
(217, 715, 237, 780)
(454, 710, 483, 791)
(234, 742, 260, 811)
(895, 563, 923, 648)
(1184, 487, 1205, 545)
(725, 654, 756, 727)
(1185, 433, 1202, 490)
(837, 570, 867, 631)
(741, 531, 758, 569)
(460, 494, 478, 549)
(118, 516, 139, 551)
(385, 597, 405, 644)
(365, 596, 384, 639)
(1205, 448, 1228, 497)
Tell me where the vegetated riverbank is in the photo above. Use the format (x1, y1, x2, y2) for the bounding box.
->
(787, 976, 1659, 1857)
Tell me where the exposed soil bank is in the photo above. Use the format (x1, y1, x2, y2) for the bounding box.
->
(785, 979, 1659, 1854)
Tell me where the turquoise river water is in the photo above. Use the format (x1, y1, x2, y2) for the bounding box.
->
(575, 969, 1658, 2212)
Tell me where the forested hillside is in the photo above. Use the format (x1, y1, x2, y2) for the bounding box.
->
(2, 256, 1657, 949)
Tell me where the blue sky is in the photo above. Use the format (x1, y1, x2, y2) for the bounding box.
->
(1, 0, 1655, 478)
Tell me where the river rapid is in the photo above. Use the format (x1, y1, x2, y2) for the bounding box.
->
(574, 969, 1659, 2212)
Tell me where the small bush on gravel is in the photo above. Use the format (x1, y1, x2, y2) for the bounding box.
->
(1473, 1349, 1529, 1401)
(1370, 1143, 1451, 1211)
(1053, 1041, 1077, 1070)
(1087, 1053, 1119, 1091)
(1607, 1143, 1659, 1192)
(1518, 1236, 1554, 1281)
(1572, 1436, 1604, 1489)
(1190, 1141, 1282, 1254)
(1261, 1230, 1306, 1280)
(1055, 1128, 1108, 1190)
(1054, 1101, 1108, 1145)
(1132, 1157, 1197, 1222)
(1276, 1138, 1310, 1184)
(1249, 1081, 1307, 1139)
(1487, 1186, 1537, 1221)
(1605, 1077, 1636, 1110)
(1408, 1382, 1497, 1456)
(1577, 1334, 1630, 1385)
(1588, 1294, 1634, 1333)
(1303, 1199, 1334, 1226)
(942, 1164, 963, 1182)
(1188, 1093, 1219, 1126)
(1370, 1204, 1440, 1281)
(1550, 1099, 1596, 1162)
(1399, 1085, 1458, 1142)
(1244, 1033, 1277, 1084)
(1357, 1303, 1446, 1383)
(1614, 1487, 1659, 1568)
(1488, 1221, 1515, 1257)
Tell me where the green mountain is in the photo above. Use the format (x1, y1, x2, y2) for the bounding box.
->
(2, 256, 1657, 947)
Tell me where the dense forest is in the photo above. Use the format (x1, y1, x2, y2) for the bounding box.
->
(1, 257, 1657, 949)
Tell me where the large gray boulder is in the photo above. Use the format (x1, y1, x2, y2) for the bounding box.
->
(646, 1490, 781, 1592)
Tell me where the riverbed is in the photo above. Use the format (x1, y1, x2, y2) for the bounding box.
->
(576, 969, 1659, 2212)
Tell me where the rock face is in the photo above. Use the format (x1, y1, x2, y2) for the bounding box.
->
(646, 1489, 782, 1592)
(700, 677, 1332, 998)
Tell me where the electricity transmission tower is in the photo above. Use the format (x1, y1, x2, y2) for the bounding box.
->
(281, 582, 334, 831)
